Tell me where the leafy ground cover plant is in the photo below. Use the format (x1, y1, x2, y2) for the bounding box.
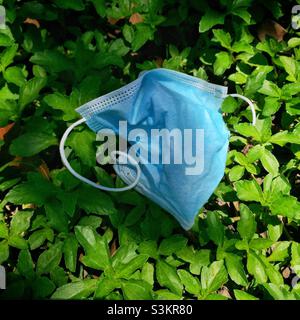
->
(0, 0, 300, 300)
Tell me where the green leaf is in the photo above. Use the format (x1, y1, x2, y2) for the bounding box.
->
(8, 235, 27, 249)
(213, 52, 233, 76)
(177, 269, 201, 295)
(279, 56, 298, 82)
(262, 97, 280, 116)
(94, 277, 120, 299)
(50, 267, 68, 287)
(77, 185, 116, 215)
(158, 235, 188, 256)
(10, 211, 33, 236)
(75, 226, 111, 270)
(9, 132, 57, 157)
(258, 80, 281, 97)
(201, 260, 228, 294)
(222, 96, 239, 113)
(67, 129, 96, 167)
(206, 211, 224, 246)
(269, 130, 300, 147)
(228, 165, 245, 182)
(0, 222, 8, 239)
(234, 123, 261, 141)
(5, 174, 57, 206)
(114, 254, 148, 279)
(32, 276, 56, 299)
(267, 241, 290, 262)
(30, 50, 73, 73)
(263, 283, 295, 300)
(260, 148, 279, 176)
(228, 72, 247, 84)
(199, 9, 225, 32)
(90, 0, 106, 17)
(212, 29, 231, 49)
(235, 180, 263, 203)
(19, 77, 47, 110)
(270, 195, 300, 220)
(288, 38, 300, 48)
(63, 235, 78, 273)
(44, 93, 78, 121)
(291, 242, 300, 276)
(17, 249, 35, 280)
(4, 66, 27, 87)
(141, 262, 154, 286)
(123, 24, 134, 43)
(132, 24, 154, 52)
(121, 280, 153, 300)
(0, 44, 18, 71)
(37, 242, 63, 275)
(225, 253, 248, 286)
(0, 240, 9, 264)
(51, 279, 97, 300)
(237, 204, 257, 241)
(0, 84, 18, 100)
(54, 0, 85, 10)
(249, 238, 273, 250)
(234, 289, 259, 300)
(247, 251, 267, 284)
(28, 228, 54, 250)
(156, 260, 183, 296)
(45, 199, 69, 233)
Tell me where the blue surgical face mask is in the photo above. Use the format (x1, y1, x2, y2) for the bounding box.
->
(59, 68, 255, 230)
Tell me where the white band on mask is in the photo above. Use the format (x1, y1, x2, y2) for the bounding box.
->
(228, 93, 256, 126)
(59, 118, 141, 192)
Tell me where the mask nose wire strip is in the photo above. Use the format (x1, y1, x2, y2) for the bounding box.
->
(228, 93, 256, 126)
(59, 118, 141, 192)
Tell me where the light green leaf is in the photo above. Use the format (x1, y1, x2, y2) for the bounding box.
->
(247, 251, 267, 284)
(225, 253, 248, 286)
(237, 204, 257, 241)
(177, 269, 201, 295)
(235, 180, 263, 203)
(234, 289, 259, 300)
(156, 260, 183, 296)
(199, 9, 225, 32)
(213, 51, 233, 76)
(201, 260, 228, 294)
(51, 279, 97, 300)
(260, 148, 279, 176)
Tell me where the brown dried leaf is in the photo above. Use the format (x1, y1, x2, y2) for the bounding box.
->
(257, 19, 287, 42)
(107, 17, 122, 25)
(24, 18, 40, 28)
(129, 13, 144, 25)
(0, 122, 14, 140)
(38, 160, 50, 180)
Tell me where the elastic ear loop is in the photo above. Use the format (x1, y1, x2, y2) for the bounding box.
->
(59, 118, 141, 192)
(228, 93, 256, 126)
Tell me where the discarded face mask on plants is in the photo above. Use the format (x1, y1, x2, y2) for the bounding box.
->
(60, 68, 256, 230)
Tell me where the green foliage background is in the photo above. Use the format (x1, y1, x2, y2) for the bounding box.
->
(0, 0, 300, 300)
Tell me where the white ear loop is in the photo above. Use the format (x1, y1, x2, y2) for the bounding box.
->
(59, 118, 141, 192)
(228, 93, 256, 126)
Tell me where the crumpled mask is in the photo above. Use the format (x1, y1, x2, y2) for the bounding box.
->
(60, 68, 255, 230)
